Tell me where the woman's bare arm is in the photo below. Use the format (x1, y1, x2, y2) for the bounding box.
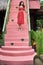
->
(25, 8, 28, 13)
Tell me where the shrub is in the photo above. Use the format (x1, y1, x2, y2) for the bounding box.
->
(31, 30, 43, 56)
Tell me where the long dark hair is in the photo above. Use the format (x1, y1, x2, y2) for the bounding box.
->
(19, 1, 25, 8)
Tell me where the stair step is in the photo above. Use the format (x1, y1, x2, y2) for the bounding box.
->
(6, 29, 28, 32)
(5, 41, 28, 43)
(5, 37, 28, 41)
(6, 26, 28, 29)
(5, 38, 28, 41)
(5, 36, 28, 38)
(9, 10, 18, 13)
(6, 30, 28, 34)
(7, 18, 27, 23)
(11, 1, 23, 4)
(9, 9, 17, 11)
(6, 24, 28, 27)
(4, 38, 29, 41)
(0, 49, 34, 56)
(5, 39, 28, 42)
(5, 41, 28, 44)
(2, 46, 32, 51)
(5, 36, 28, 39)
(7, 20, 27, 25)
(5, 33, 28, 37)
(5, 30, 28, 34)
(0, 53, 36, 65)
(5, 42, 28, 46)
(9, 13, 27, 18)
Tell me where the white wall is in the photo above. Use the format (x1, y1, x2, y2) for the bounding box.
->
(0, 0, 8, 10)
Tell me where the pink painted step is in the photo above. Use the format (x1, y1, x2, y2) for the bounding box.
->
(11, 1, 26, 4)
(2, 46, 32, 51)
(6, 33, 28, 36)
(5, 35, 28, 39)
(0, 49, 34, 56)
(5, 41, 29, 45)
(11, 0, 26, 3)
(8, 19, 27, 24)
(6, 25, 27, 27)
(6, 29, 28, 32)
(0, 53, 36, 65)
(6, 28, 28, 32)
(5, 39, 28, 42)
(5, 36, 28, 41)
(9, 10, 18, 13)
(7, 23, 28, 27)
(6, 20, 28, 24)
(9, 12, 27, 18)
(5, 41, 28, 44)
(6, 25, 28, 29)
(7, 29, 28, 32)
(5, 42, 28, 46)
(5, 38, 28, 41)
(5, 36, 28, 40)
(6, 28, 28, 31)
(9, 9, 17, 12)
(7, 30, 28, 35)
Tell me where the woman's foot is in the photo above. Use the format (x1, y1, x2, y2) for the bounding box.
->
(18, 27, 22, 31)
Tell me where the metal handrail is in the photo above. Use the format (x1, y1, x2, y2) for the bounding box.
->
(2, 0, 11, 32)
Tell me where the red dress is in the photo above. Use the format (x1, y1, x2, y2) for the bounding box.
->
(17, 7, 25, 25)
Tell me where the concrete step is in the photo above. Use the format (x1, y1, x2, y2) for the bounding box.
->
(6, 30, 28, 33)
(10, 1, 26, 5)
(2, 46, 32, 51)
(6, 25, 28, 29)
(6, 21, 28, 25)
(4, 41, 29, 46)
(5, 35, 28, 39)
(6, 33, 28, 36)
(5, 40, 28, 43)
(5, 39, 28, 42)
(9, 12, 27, 18)
(8, 17, 27, 23)
(0, 53, 36, 65)
(0, 49, 34, 56)
(9, 10, 18, 13)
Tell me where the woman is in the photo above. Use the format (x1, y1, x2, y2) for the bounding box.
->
(17, 1, 26, 30)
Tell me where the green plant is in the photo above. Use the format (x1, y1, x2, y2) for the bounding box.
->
(31, 30, 43, 56)
(0, 34, 4, 46)
(41, 1, 43, 6)
(36, 19, 43, 29)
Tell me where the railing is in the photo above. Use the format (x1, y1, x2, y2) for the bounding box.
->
(26, 0, 31, 45)
(2, 0, 11, 32)
(29, 0, 40, 1)
(26, 0, 31, 31)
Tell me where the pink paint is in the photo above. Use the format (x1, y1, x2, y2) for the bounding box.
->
(0, 0, 37, 65)
(29, 1, 40, 9)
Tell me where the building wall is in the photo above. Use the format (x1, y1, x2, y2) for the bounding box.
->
(29, 0, 40, 9)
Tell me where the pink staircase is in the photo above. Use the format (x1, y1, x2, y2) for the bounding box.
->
(0, 0, 36, 65)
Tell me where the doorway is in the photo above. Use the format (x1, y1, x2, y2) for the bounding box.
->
(0, 10, 6, 35)
(0, 9, 6, 46)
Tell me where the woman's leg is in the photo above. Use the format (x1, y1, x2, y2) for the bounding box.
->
(18, 24, 22, 30)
